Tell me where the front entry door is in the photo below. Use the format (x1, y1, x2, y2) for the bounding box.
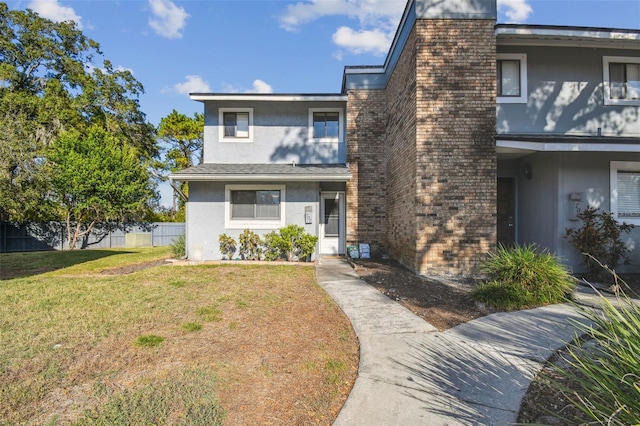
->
(497, 177, 515, 246)
(320, 192, 345, 255)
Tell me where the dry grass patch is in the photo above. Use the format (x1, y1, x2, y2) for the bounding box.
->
(0, 249, 358, 425)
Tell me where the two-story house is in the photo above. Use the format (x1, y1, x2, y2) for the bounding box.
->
(171, 0, 640, 276)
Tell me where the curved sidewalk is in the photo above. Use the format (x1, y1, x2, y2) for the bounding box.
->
(316, 256, 592, 425)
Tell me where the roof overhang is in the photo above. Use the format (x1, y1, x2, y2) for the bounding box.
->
(189, 94, 347, 102)
(496, 25, 640, 50)
(497, 135, 640, 155)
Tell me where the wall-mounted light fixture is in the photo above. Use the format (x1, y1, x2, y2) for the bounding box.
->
(523, 164, 533, 180)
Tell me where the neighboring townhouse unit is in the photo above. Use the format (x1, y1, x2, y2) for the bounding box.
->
(171, 0, 640, 276)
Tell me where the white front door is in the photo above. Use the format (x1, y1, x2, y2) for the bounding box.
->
(320, 192, 345, 255)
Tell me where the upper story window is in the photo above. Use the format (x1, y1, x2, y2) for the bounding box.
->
(309, 108, 343, 142)
(603, 56, 640, 105)
(497, 53, 527, 104)
(219, 108, 253, 142)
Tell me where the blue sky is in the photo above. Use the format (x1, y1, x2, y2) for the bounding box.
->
(5, 0, 640, 206)
(7, 0, 640, 127)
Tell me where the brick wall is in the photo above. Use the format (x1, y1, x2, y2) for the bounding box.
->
(413, 19, 497, 276)
(346, 18, 497, 276)
(346, 89, 387, 253)
(385, 26, 419, 269)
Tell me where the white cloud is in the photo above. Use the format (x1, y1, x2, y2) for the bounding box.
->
(279, 0, 403, 57)
(172, 75, 211, 94)
(28, 0, 82, 29)
(497, 0, 532, 23)
(148, 0, 189, 39)
(246, 79, 274, 94)
(332, 26, 391, 56)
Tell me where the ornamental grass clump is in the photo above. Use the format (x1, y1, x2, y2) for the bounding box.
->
(471, 244, 575, 311)
(554, 287, 640, 425)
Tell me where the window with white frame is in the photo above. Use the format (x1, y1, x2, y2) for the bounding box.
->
(497, 53, 527, 104)
(603, 56, 640, 105)
(309, 108, 343, 142)
(611, 161, 640, 223)
(219, 108, 253, 142)
(225, 184, 285, 228)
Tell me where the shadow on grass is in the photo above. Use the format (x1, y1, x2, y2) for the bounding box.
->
(0, 250, 130, 280)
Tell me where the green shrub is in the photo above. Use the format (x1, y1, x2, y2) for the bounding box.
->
(263, 225, 318, 262)
(471, 244, 575, 311)
(238, 229, 262, 260)
(554, 289, 640, 425)
(170, 235, 185, 259)
(565, 207, 634, 279)
(218, 233, 237, 260)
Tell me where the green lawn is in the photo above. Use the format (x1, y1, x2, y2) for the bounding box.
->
(0, 248, 357, 425)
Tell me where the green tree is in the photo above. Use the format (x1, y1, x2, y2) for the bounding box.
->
(0, 3, 157, 220)
(157, 109, 204, 216)
(48, 126, 156, 249)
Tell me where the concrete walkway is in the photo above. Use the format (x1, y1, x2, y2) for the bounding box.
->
(315, 256, 596, 425)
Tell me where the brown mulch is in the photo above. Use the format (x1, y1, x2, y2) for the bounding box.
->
(349, 256, 494, 331)
(349, 256, 640, 425)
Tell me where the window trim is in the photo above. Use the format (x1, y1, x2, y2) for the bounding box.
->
(224, 184, 285, 229)
(603, 56, 640, 106)
(219, 108, 254, 142)
(496, 53, 527, 104)
(308, 108, 344, 143)
(610, 161, 640, 225)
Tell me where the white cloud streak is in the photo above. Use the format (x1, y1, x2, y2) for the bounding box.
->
(332, 26, 392, 56)
(497, 0, 533, 23)
(28, 0, 82, 29)
(148, 0, 189, 39)
(172, 75, 211, 94)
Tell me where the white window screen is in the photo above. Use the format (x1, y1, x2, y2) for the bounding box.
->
(617, 171, 640, 218)
(236, 113, 249, 137)
(498, 60, 520, 97)
(627, 64, 640, 100)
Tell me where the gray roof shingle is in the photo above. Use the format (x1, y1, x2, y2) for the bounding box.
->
(170, 163, 352, 182)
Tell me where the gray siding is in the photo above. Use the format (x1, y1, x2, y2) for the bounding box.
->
(512, 152, 640, 273)
(497, 46, 640, 138)
(202, 100, 347, 164)
(186, 181, 319, 260)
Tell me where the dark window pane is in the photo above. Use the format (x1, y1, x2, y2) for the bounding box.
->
(224, 112, 236, 137)
(325, 112, 339, 138)
(324, 198, 339, 237)
(313, 112, 339, 138)
(231, 190, 280, 219)
(610, 63, 626, 99)
(231, 190, 255, 218)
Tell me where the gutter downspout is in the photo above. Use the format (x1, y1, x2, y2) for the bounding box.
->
(169, 177, 188, 203)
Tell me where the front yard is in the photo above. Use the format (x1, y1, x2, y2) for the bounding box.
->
(0, 248, 358, 425)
